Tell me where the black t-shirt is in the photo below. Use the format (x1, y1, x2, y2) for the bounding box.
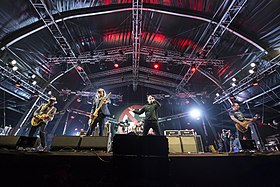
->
(230, 110, 245, 122)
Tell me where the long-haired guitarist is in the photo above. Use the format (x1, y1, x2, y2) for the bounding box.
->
(86, 88, 111, 136)
(229, 102, 253, 141)
(28, 96, 57, 151)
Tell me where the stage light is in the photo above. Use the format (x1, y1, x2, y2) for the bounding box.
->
(250, 62, 256, 67)
(47, 91, 52, 95)
(191, 65, 196, 72)
(12, 66, 18, 71)
(153, 63, 159, 70)
(76, 98, 82, 103)
(216, 93, 220, 97)
(31, 81, 37, 85)
(76, 65, 83, 71)
(252, 80, 259, 86)
(249, 69, 254, 74)
(231, 82, 236, 87)
(15, 81, 21, 87)
(31, 74, 36, 79)
(11, 60, 17, 65)
(114, 63, 119, 68)
(190, 108, 201, 118)
(232, 78, 237, 82)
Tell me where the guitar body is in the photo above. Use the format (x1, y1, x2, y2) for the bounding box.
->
(31, 110, 65, 127)
(89, 92, 111, 126)
(31, 114, 48, 127)
(235, 121, 249, 133)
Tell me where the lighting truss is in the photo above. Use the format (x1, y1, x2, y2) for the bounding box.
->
(59, 89, 123, 101)
(213, 58, 280, 104)
(176, 0, 247, 93)
(132, 0, 143, 91)
(29, 0, 92, 86)
(0, 62, 49, 101)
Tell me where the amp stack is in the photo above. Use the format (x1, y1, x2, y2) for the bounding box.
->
(164, 129, 204, 153)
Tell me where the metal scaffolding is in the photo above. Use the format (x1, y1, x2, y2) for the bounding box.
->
(29, 0, 92, 86)
(176, 0, 247, 93)
(132, 0, 143, 91)
(213, 56, 280, 104)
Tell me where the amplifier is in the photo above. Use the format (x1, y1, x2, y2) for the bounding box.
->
(180, 129, 195, 136)
(164, 130, 180, 136)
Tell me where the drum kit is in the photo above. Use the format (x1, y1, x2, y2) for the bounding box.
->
(116, 120, 143, 136)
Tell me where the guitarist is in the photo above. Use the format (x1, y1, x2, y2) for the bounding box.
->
(86, 88, 111, 136)
(28, 96, 57, 152)
(229, 102, 253, 141)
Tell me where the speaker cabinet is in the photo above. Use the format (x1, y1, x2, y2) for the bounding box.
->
(166, 136, 182, 153)
(0, 136, 21, 149)
(180, 136, 198, 153)
(0, 136, 39, 150)
(80, 136, 109, 151)
(240, 140, 258, 151)
(50, 136, 81, 151)
(195, 135, 204, 152)
(16, 136, 40, 150)
(113, 134, 168, 157)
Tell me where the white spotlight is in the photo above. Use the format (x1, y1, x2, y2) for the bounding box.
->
(190, 109, 201, 118)
(249, 69, 254, 74)
(232, 78, 236, 82)
(32, 81, 37, 85)
(216, 93, 220, 97)
(31, 74, 36, 79)
(231, 82, 236, 87)
(11, 60, 17, 65)
(12, 66, 18, 71)
(250, 63, 256, 67)
(48, 91, 52, 95)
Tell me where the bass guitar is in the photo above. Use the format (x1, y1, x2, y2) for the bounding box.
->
(31, 110, 65, 127)
(88, 92, 111, 126)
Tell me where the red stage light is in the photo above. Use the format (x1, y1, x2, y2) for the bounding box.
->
(76, 66, 83, 71)
(191, 67, 196, 72)
(114, 63, 119, 68)
(153, 63, 159, 69)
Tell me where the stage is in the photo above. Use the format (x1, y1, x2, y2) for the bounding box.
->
(0, 149, 280, 187)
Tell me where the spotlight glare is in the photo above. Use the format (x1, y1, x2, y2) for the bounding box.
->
(232, 78, 236, 82)
(231, 82, 236, 87)
(190, 109, 201, 118)
(31, 74, 36, 79)
(216, 93, 220, 97)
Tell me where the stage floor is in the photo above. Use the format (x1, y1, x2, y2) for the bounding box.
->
(1, 149, 280, 186)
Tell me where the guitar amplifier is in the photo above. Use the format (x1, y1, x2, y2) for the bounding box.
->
(164, 130, 180, 136)
(180, 129, 195, 136)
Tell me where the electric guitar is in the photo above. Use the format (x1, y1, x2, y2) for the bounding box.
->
(235, 120, 251, 133)
(31, 110, 65, 127)
(88, 92, 111, 126)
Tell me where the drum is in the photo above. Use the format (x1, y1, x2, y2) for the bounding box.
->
(117, 125, 127, 134)
(135, 125, 143, 136)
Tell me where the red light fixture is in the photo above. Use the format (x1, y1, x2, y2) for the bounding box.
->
(153, 63, 159, 70)
(191, 65, 196, 72)
(76, 66, 83, 71)
(114, 63, 119, 68)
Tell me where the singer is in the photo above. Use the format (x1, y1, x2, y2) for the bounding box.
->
(128, 95, 161, 135)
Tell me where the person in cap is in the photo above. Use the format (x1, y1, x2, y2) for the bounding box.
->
(28, 96, 57, 152)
